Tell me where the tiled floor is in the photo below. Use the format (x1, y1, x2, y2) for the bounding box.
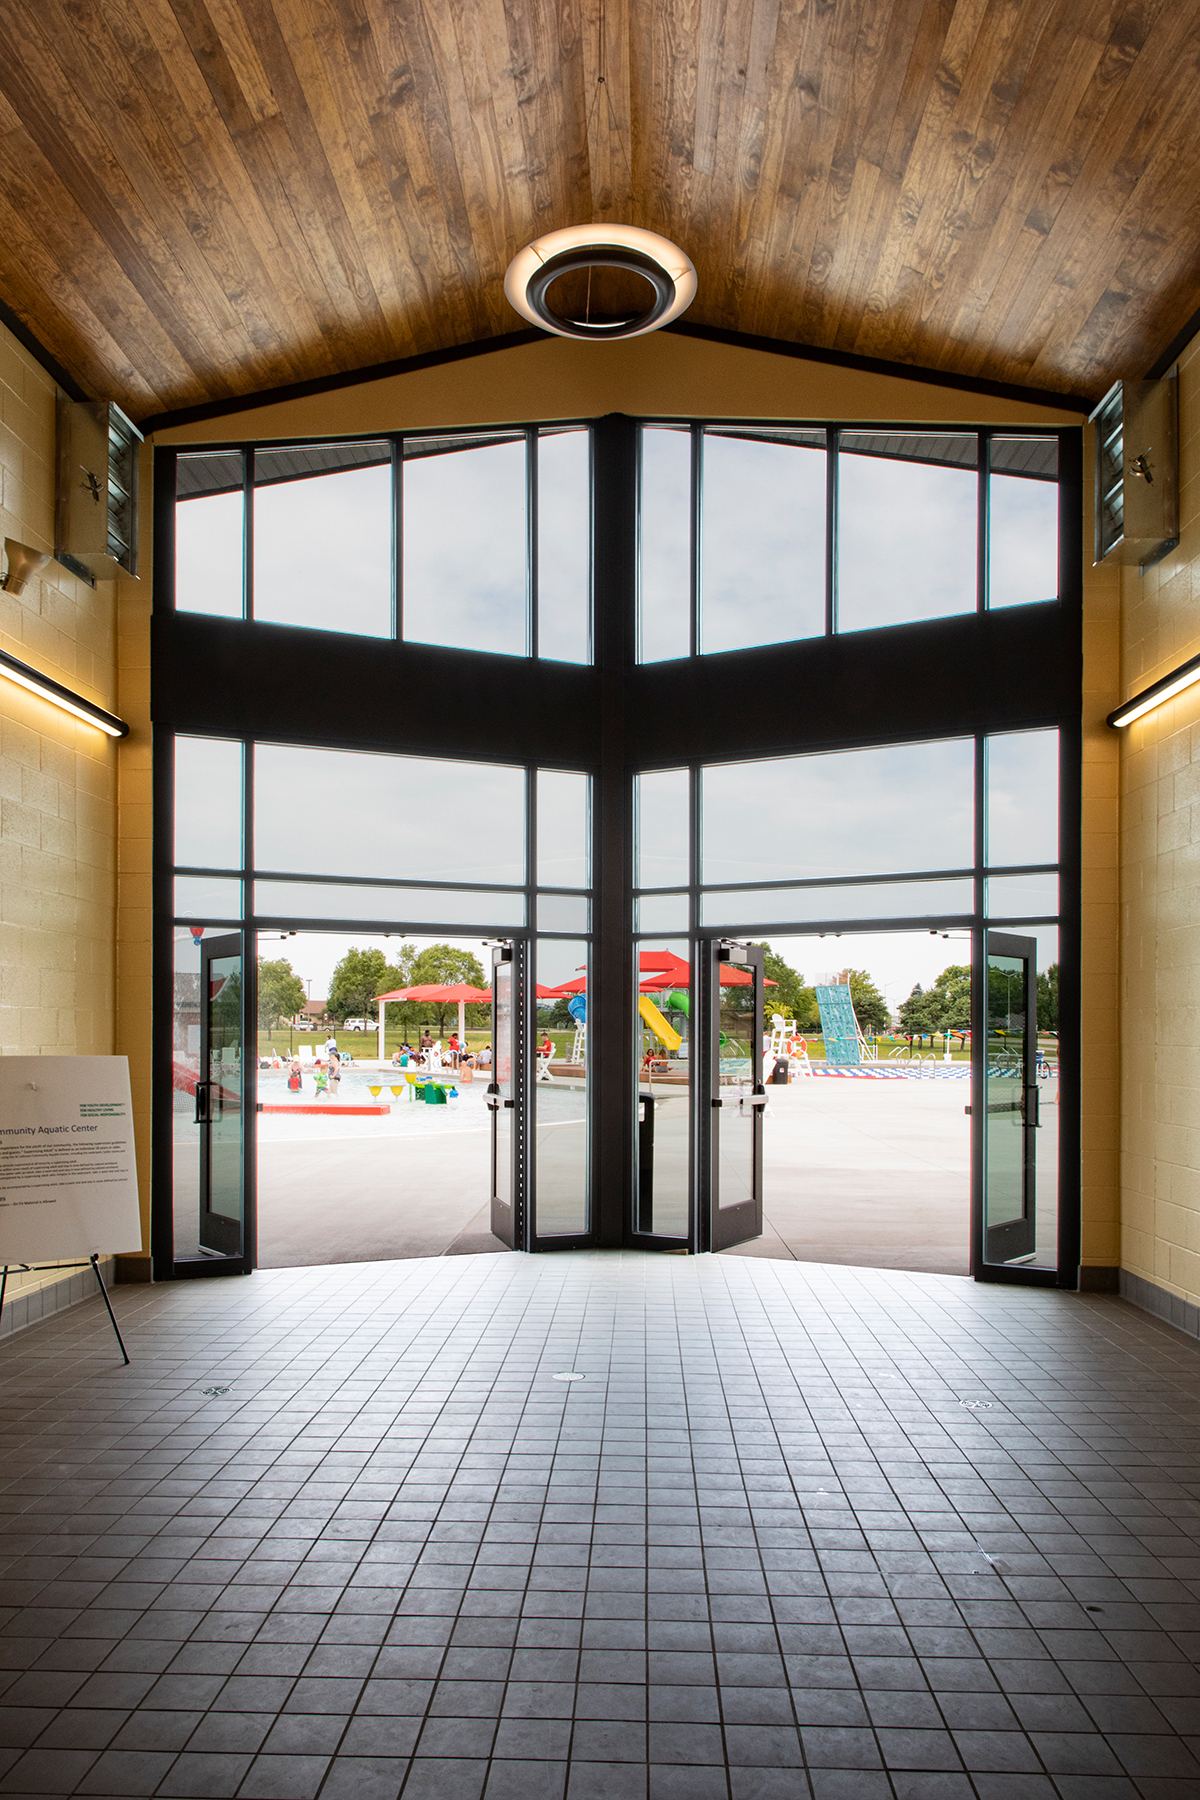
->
(2, 1253, 1200, 1800)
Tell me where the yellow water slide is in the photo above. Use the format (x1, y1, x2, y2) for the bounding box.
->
(638, 994, 682, 1052)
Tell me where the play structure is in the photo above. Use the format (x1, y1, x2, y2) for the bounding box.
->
(814, 983, 876, 1065)
(568, 994, 587, 1064)
(638, 992, 682, 1053)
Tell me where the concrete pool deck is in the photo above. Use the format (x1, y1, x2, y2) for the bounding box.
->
(229, 1076, 1060, 1277)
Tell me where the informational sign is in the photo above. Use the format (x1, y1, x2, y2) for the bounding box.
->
(0, 1057, 142, 1265)
(815, 986, 862, 1066)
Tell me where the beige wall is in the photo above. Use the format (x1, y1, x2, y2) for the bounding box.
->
(1118, 334, 1200, 1302)
(1081, 442, 1121, 1272)
(115, 446, 154, 1266)
(156, 329, 1081, 447)
(0, 321, 128, 1299)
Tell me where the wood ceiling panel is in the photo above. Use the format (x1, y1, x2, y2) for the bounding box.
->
(0, 0, 1198, 420)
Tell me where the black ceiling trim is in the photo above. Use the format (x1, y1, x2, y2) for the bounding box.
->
(138, 329, 545, 435)
(1145, 297, 1200, 381)
(663, 321, 1094, 414)
(0, 294, 88, 401)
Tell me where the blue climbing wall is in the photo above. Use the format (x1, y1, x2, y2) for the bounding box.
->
(815, 985, 861, 1066)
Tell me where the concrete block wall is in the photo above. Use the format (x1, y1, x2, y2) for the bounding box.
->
(0, 1256, 116, 1340)
(0, 318, 124, 1304)
(1118, 331, 1200, 1315)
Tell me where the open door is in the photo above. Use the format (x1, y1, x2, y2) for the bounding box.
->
(488, 942, 528, 1249)
(197, 932, 244, 1258)
(700, 939, 765, 1253)
(983, 931, 1039, 1263)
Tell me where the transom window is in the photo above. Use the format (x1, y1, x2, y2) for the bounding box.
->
(174, 427, 592, 663)
(637, 425, 1060, 660)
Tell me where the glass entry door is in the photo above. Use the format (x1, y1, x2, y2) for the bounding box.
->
(489, 942, 528, 1248)
(983, 931, 1038, 1263)
(699, 939, 765, 1252)
(197, 932, 244, 1257)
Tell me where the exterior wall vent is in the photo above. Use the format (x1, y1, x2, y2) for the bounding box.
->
(1090, 371, 1179, 573)
(55, 398, 142, 581)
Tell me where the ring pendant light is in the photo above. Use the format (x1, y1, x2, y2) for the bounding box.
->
(505, 224, 697, 341)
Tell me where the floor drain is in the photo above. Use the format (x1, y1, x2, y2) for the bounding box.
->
(552, 1371, 585, 1382)
(201, 1386, 231, 1397)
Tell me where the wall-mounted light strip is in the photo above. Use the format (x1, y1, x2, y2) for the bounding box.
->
(0, 647, 129, 737)
(1108, 650, 1200, 729)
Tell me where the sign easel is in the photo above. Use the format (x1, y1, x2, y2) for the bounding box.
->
(0, 1057, 142, 1365)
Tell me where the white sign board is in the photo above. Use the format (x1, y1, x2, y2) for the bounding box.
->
(0, 1057, 142, 1265)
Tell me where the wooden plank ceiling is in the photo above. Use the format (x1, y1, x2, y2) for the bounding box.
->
(1, 0, 1198, 422)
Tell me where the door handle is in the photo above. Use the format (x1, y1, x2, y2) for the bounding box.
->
(1026, 1086, 1040, 1128)
(194, 1080, 210, 1124)
(711, 1096, 723, 1108)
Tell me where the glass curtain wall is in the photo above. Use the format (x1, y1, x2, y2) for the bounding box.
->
(633, 730, 1062, 1271)
(638, 427, 1060, 659)
(169, 737, 592, 1267)
(160, 412, 1077, 1283)
(174, 427, 591, 662)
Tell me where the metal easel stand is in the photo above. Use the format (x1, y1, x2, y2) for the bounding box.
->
(0, 1256, 130, 1365)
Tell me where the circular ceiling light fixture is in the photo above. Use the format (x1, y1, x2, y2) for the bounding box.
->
(505, 224, 697, 342)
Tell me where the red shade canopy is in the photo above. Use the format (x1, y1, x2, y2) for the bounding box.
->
(377, 982, 563, 1004)
(376, 983, 491, 1003)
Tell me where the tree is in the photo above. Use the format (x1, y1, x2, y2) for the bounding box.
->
(257, 958, 306, 1039)
(837, 968, 889, 1036)
(898, 965, 971, 1048)
(720, 947, 818, 1035)
(328, 946, 411, 1023)
(762, 950, 819, 1031)
(898, 983, 938, 1047)
(1037, 962, 1058, 1032)
(931, 963, 971, 1043)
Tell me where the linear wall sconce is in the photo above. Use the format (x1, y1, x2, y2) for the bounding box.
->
(1107, 650, 1200, 728)
(0, 646, 129, 737)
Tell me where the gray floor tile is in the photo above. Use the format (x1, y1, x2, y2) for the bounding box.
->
(3, 1258, 1200, 1798)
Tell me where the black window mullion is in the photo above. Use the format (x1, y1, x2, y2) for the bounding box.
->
(975, 730, 987, 910)
(687, 760, 701, 1252)
(826, 427, 838, 636)
(242, 733, 256, 1271)
(391, 437, 402, 640)
(243, 449, 253, 621)
(527, 764, 537, 935)
(587, 428, 596, 667)
(690, 424, 702, 658)
(528, 429, 538, 660)
(978, 431, 989, 613)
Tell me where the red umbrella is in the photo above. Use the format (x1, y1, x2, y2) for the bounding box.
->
(548, 956, 775, 997)
(640, 967, 776, 989)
